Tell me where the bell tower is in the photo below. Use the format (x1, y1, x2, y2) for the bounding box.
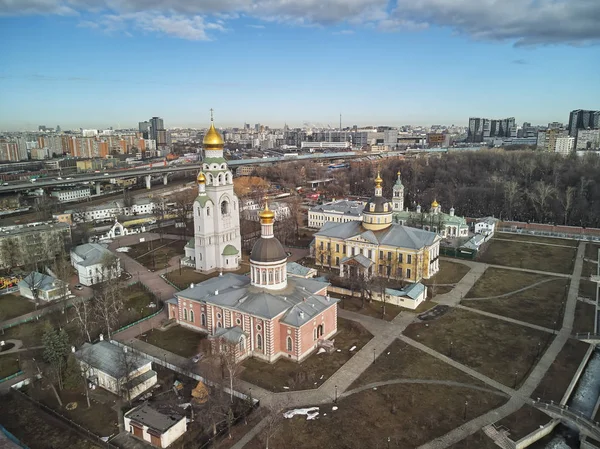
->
(393, 171, 404, 211)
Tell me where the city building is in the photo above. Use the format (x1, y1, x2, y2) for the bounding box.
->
(555, 136, 575, 156)
(568, 109, 600, 137)
(474, 217, 497, 236)
(286, 262, 317, 279)
(50, 188, 91, 203)
(70, 198, 155, 223)
(124, 403, 187, 448)
(537, 128, 568, 152)
(169, 202, 338, 363)
(18, 272, 70, 302)
(313, 174, 441, 282)
(576, 129, 600, 151)
(74, 339, 157, 400)
(391, 172, 469, 238)
(241, 199, 290, 222)
(183, 115, 241, 273)
(384, 283, 427, 310)
(0, 222, 71, 269)
(70, 243, 121, 286)
(468, 117, 516, 142)
(308, 200, 364, 229)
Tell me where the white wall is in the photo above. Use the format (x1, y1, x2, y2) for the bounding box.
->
(124, 414, 186, 448)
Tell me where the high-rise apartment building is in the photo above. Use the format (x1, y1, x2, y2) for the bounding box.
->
(568, 109, 600, 136)
(139, 121, 150, 139)
(576, 129, 600, 151)
(149, 117, 164, 141)
(468, 117, 516, 142)
(555, 136, 575, 156)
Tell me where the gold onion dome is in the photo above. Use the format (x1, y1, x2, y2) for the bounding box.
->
(203, 121, 224, 147)
(259, 201, 275, 222)
(374, 172, 383, 187)
(432, 199, 439, 208)
(197, 172, 206, 184)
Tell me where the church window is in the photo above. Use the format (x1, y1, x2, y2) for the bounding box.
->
(226, 259, 229, 265)
(256, 324, 262, 331)
(236, 318, 242, 325)
(287, 336, 293, 352)
(190, 310, 194, 323)
(206, 207, 210, 216)
(217, 321, 222, 328)
(262, 271, 266, 284)
(201, 313, 206, 326)
(199, 253, 202, 261)
(221, 200, 229, 215)
(239, 337, 245, 351)
(368, 249, 372, 259)
(217, 312, 222, 319)
(183, 309, 188, 320)
(275, 271, 279, 282)
(268, 271, 273, 283)
(256, 333, 263, 350)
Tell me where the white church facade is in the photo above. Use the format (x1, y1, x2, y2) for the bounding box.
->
(183, 114, 242, 273)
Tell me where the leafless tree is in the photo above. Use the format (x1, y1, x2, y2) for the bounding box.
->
(93, 253, 123, 339)
(116, 347, 142, 405)
(21, 270, 46, 308)
(559, 186, 576, 226)
(528, 181, 556, 223)
(51, 249, 72, 303)
(257, 402, 286, 449)
(0, 238, 21, 270)
(216, 337, 243, 403)
(171, 189, 196, 240)
(72, 297, 94, 343)
(503, 180, 520, 221)
(152, 200, 168, 242)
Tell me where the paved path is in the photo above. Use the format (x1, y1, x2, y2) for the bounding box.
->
(0, 295, 91, 330)
(463, 277, 563, 301)
(433, 260, 486, 306)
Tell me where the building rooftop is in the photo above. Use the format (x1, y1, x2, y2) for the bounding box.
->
(71, 243, 113, 267)
(74, 341, 149, 379)
(0, 221, 70, 237)
(125, 402, 183, 433)
(310, 200, 364, 216)
(176, 274, 336, 327)
(394, 209, 467, 226)
(18, 272, 62, 292)
(286, 262, 314, 277)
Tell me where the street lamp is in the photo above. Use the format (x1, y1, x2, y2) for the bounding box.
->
(463, 401, 468, 420)
(335, 385, 338, 403)
(449, 341, 453, 357)
(373, 348, 376, 364)
(514, 371, 519, 388)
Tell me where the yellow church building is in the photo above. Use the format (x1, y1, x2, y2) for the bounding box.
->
(314, 173, 441, 283)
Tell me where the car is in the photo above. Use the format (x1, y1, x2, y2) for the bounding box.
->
(74, 284, 83, 290)
(104, 173, 109, 176)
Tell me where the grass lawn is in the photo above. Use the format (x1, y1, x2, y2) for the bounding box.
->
(165, 266, 249, 290)
(462, 277, 569, 329)
(496, 405, 552, 441)
(247, 384, 506, 449)
(0, 293, 36, 321)
(579, 280, 598, 300)
(0, 393, 103, 449)
(465, 268, 552, 299)
(348, 339, 490, 390)
(240, 317, 372, 391)
(141, 325, 207, 358)
(424, 260, 471, 287)
(495, 233, 579, 247)
(403, 308, 553, 387)
(478, 240, 576, 274)
(573, 301, 596, 334)
(336, 295, 403, 321)
(531, 338, 590, 403)
(127, 239, 187, 270)
(446, 430, 499, 449)
(585, 243, 600, 260)
(582, 260, 597, 278)
(0, 355, 20, 378)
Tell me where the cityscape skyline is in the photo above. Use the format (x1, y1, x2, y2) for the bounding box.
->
(1, 1, 599, 130)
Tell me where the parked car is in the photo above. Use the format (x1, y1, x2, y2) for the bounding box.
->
(74, 284, 83, 291)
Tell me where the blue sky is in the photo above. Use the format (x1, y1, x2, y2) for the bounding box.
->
(1, 0, 599, 130)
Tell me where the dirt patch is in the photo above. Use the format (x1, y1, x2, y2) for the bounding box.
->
(446, 430, 500, 449)
(495, 233, 579, 247)
(465, 268, 551, 299)
(496, 405, 552, 441)
(141, 324, 208, 358)
(423, 260, 471, 288)
(336, 295, 403, 321)
(0, 293, 36, 321)
(573, 301, 596, 334)
(417, 304, 450, 321)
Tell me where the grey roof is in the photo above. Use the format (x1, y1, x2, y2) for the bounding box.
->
(341, 254, 373, 268)
(363, 195, 392, 214)
(213, 326, 246, 344)
(176, 274, 336, 327)
(250, 237, 287, 263)
(18, 272, 62, 292)
(166, 297, 178, 305)
(478, 217, 498, 225)
(125, 402, 183, 433)
(310, 200, 364, 216)
(71, 243, 112, 267)
(74, 341, 149, 379)
(386, 282, 425, 300)
(316, 221, 438, 249)
(286, 262, 314, 277)
(0, 221, 70, 238)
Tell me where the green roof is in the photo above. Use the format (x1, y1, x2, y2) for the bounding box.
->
(194, 194, 213, 208)
(222, 245, 239, 256)
(393, 210, 467, 227)
(203, 157, 227, 165)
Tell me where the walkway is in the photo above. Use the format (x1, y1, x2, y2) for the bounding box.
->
(0, 295, 91, 330)
(455, 304, 556, 334)
(463, 277, 563, 301)
(433, 260, 487, 307)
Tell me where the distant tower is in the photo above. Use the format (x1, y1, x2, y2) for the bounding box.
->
(392, 171, 404, 211)
(191, 110, 241, 273)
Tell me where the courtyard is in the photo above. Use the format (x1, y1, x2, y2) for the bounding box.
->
(423, 260, 471, 296)
(126, 238, 187, 270)
(478, 239, 576, 274)
(0, 293, 36, 321)
(403, 308, 552, 387)
(140, 324, 207, 358)
(240, 317, 372, 391)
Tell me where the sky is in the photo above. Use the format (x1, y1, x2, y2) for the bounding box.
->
(0, 0, 599, 131)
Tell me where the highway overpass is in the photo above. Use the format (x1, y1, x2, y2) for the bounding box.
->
(0, 151, 361, 194)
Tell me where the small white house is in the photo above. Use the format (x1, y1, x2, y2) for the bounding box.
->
(474, 217, 497, 236)
(124, 403, 187, 448)
(74, 339, 157, 400)
(18, 272, 70, 302)
(384, 283, 427, 310)
(70, 243, 121, 286)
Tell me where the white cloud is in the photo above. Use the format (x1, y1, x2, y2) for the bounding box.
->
(247, 24, 265, 28)
(333, 29, 354, 35)
(2, 0, 599, 45)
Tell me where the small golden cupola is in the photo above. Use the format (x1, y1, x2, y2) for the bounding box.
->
(197, 172, 206, 184)
(374, 172, 383, 188)
(432, 199, 439, 208)
(258, 201, 275, 224)
(203, 109, 224, 148)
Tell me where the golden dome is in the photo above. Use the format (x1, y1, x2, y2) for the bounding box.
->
(203, 121, 224, 147)
(259, 201, 275, 222)
(374, 172, 383, 188)
(197, 172, 206, 184)
(432, 199, 439, 208)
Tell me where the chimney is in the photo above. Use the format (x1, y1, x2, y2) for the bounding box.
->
(299, 311, 305, 319)
(99, 334, 104, 341)
(190, 283, 194, 289)
(123, 347, 127, 353)
(215, 290, 219, 295)
(71, 346, 76, 353)
(416, 204, 422, 213)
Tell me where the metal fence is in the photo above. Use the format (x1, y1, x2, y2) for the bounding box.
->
(497, 228, 600, 243)
(0, 370, 23, 384)
(0, 425, 30, 449)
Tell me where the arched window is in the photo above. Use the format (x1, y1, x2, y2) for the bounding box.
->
(183, 308, 188, 321)
(287, 336, 293, 352)
(239, 336, 245, 352)
(256, 333, 263, 350)
(317, 324, 324, 338)
(206, 207, 210, 216)
(198, 253, 202, 261)
(217, 321, 222, 328)
(201, 313, 206, 327)
(189, 310, 194, 323)
(221, 200, 229, 215)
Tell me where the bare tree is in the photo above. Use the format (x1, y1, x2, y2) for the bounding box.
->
(528, 181, 556, 223)
(72, 297, 94, 343)
(559, 186, 576, 226)
(51, 249, 72, 304)
(257, 402, 285, 449)
(152, 200, 168, 242)
(0, 238, 21, 270)
(171, 189, 196, 240)
(21, 270, 46, 308)
(503, 180, 520, 221)
(41, 323, 69, 405)
(116, 347, 142, 405)
(216, 337, 243, 403)
(93, 254, 123, 339)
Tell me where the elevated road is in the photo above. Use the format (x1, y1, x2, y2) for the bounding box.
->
(0, 151, 360, 194)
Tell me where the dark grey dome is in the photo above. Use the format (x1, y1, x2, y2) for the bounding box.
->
(363, 196, 392, 214)
(250, 237, 287, 263)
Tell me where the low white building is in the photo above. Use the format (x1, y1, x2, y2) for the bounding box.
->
(474, 217, 497, 236)
(241, 199, 290, 221)
(70, 243, 121, 286)
(50, 188, 91, 203)
(71, 199, 156, 223)
(74, 340, 157, 400)
(384, 283, 427, 310)
(18, 272, 70, 302)
(286, 262, 317, 279)
(124, 403, 187, 448)
(308, 200, 364, 228)
(555, 136, 575, 156)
